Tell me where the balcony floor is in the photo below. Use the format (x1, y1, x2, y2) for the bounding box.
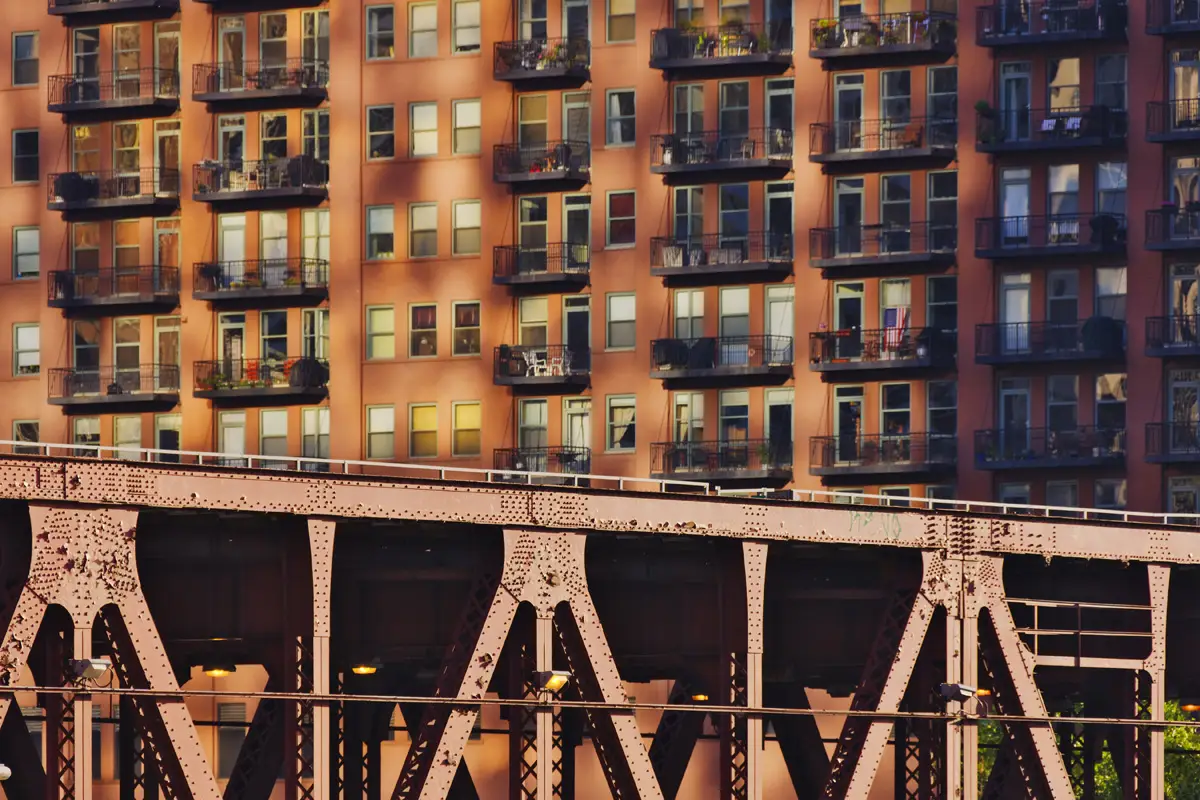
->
(193, 286, 328, 304)
(975, 454, 1124, 470)
(49, 293, 179, 312)
(650, 466, 793, 483)
(193, 87, 328, 107)
(650, 364, 793, 387)
(50, 391, 179, 407)
(48, 96, 179, 119)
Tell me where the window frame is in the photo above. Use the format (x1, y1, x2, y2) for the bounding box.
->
(606, 0, 636, 43)
(605, 190, 636, 248)
(409, 2, 438, 59)
(452, 0, 482, 53)
(12, 420, 39, 454)
(451, 400, 482, 456)
(605, 394, 636, 452)
(365, 205, 395, 260)
(366, 104, 395, 160)
(12, 33, 37, 88)
(12, 129, 37, 184)
(452, 301, 481, 356)
(409, 303, 438, 358)
(452, 200, 481, 256)
(605, 292, 636, 351)
(452, 98, 482, 155)
(409, 202, 438, 259)
(13, 226, 39, 279)
(365, 5, 396, 60)
(365, 404, 395, 460)
(408, 402, 438, 458)
(365, 305, 395, 360)
(410, 101, 438, 157)
(605, 89, 636, 147)
(13, 323, 38, 377)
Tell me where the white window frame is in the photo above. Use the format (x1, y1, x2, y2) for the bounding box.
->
(409, 2, 438, 58)
(605, 293, 636, 351)
(452, 98, 481, 155)
(13, 226, 38, 279)
(410, 101, 438, 157)
(13, 323, 38, 376)
(409, 202, 438, 259)
(452, 200, 481, 256)
(606, 394, 636, 452)
(605, 89, 636, 147)
(452, 0, 481, 53)
(408, 402, 438, 458)
(365, 5, 395, 60)
(605, 190, 636, 248)
(366, 305, 395, 360)
(451, 400, 482, 456)
(366, 205, 395, 260)
(366, 405, 395, 459)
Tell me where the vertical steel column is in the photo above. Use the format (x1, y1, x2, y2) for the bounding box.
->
(1144, 565, 1170, 800)
(742, 543, 767, 800)
(534, 614, 554, 800)
(309, 521, 335, 800)
(72, 624, 93, 800)
(45, 625, 71, 800)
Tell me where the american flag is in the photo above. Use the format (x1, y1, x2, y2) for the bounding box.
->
(883, 307, 910, 351)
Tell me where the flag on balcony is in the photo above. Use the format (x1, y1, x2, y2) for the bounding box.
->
(883, 307, 909, 351)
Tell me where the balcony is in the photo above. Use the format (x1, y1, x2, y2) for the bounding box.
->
(48, 365, 180, 407)
(1147, 0, 1200, 33)
(650, 335, 793, 386)
(47, 0, 179, 22)
(192, 59, 328, 107)
(1144, 207, 1200, 250)
(194, 357, 330, 402)
(808, 432, 956, 478)
(808, 327, 956, 376)
(494, 38, 590, 85)
(193, 258, 329, 304)
(1146, 100, 1200, 142)
(195, 0, 324, 6)
(810, 12, 957, 65)
(48, 267, 179, 312)
(650, 129, 793, 180)
(493, 344, 590, 391)
(1146, 315, 1200, 357)
(1146, 422, 1200, 463)
(976, 0, 1127, 44)
(975, 319, 1126, 366)
(808, 117, 956, 169)
(974, 426, 1125, 470)
(48, 68, 178, 119)
(493, 243, 589, 290)
(650, 231, 793, 282)
(808, 221, 955, 273)
(976, 106, 1127, 153)
(974, 214, 1126, 259)
(649, 22, 793, 74)
(650, 439, 793, 483)
(48, 168, 179, 218)
(193, 156, 328, 206)
(493, 140, 590, 188)
(493, 447, 591, 484)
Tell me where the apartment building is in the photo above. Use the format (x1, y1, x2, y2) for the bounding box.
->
(4, 0, 1196, 512)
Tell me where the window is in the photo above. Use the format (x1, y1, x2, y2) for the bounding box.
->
(1046, 481, 1079, 509)
(260, 311, 287, 363)
(1048, 164, 1080, 240)
(113, 122, 139, 176)
(366, 405, 395, 459)
(453, 0, 481, 51)
(410, 304, 437, 357)
(998, 483, 1031, 505)
(410, 3, 438, 58)
(927, 67, 958, 143)
(519, 95, 549, 145)
(366, 6, 395, 59)
(74, 320, 99, 372)
(1048, 58, 1080, 110)
(410, 102, 438, 157)
(218, 411, 245, 459)
(452, 200, 480, 255)
(410, 404, 437, 457)
(720, 184, 750, 240)
(302, 308, 329, 360)
(409, 203, 437, 258)
(155, 414, 181, 460)
(453, 302, 480, 355)
(260, 211, 287, 263)
(367, 106, 395, 159)
(927, 276, 957, 333)
(13, 324, 38, 376)
(453, 402, 481, 456)
(519, 399, 547, 449)
(881, 70, 912, 123)
(302, 10, 330, 68)
(260, 114, 287, 160)
(881, 383, 911, 437)
(366, 206, 394, 259)
(12, 130, 37, 184)
(606, 294, 636, 349)
(720, 389, 749, 441)
(520, 297, 548, 345)
(606, 191, 635, 246)
(303, 209, 330, 263)
(260, 409, 288, 459)
(1047, 375, 1078, 431)
(1095, 478, 1127, 510)
(453, 99, 481, 154)
(607, 0, 635, 42)
(366, 306, 395, 359)
(12, 33, 37, 87)
(719, 82, 750, 136)
(216, 704, 247, 780)
(260, 14, 287, 67)
(1096, 373, 1126, 437)
(302, 407, 329, 461)
(13, 421, 39, 455)
(1096, 267, 1127, 320)
(606, 90, 635, 146)
(13, 227, 38, 278)
(1097, 162, 1126, 217)
(114, 416, 141, 460)
(73, 417, 100, 451)
(606, 396, 636, 451)
(73, 125, 100, 172)
(880, 487, 912, 508)
(303, 110, 330, 167)
(1096, 54, 1127, 111)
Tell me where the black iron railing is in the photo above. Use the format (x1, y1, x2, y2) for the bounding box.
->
(493, 243, 590, 280)
(194, 357, 330, 393)
(1146, 99, 1200, 138)
(809, 221, 957, 261)
(48, 167, 179, 205)
(809, 116, 956, 156)
(651, 439, 793, 475)
(193, 156, 328, 196)
(493, 446, 592, 475)
(1147, 422, 1200, 458)
(1147, 0, 1200, 30)
(494, 344, 590, 380)
(810, 11, 957, 50)
(1145, 207, 1200, 247)
(809, 432, 957, 469)
(977, 0, 1127, 40)
(193, 258, 329, 295)
(493, 140, 590, 179)
(650, 231, 792, 270)
(650, 335, 794, 371)
(48, 364, 180, 400)
(650, 22, 794, 64)
(975, 319, 1126, 361)
(48, 68, 179, 108)
(975, 426, 1125, 464)
(809, 327, 955, 365)
(192, 58, 329, 96)
(976, 106, 1127, 147)
(975, 213, 1126, 252)
(651, 128, 794, 168)
(1146, 315, 1200, 352)
(494, 37, 590, 76)
(48, 267, 180, 304)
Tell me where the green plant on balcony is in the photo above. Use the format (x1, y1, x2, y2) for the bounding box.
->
(283, 276, 301, 287)
(882, 22, 904, 44)
(859, 20, 881, 45)
(756, 442, 774, 466)
(813, 18, 843, 48)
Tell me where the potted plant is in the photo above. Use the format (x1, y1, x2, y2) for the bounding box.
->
(756, 442, 774, 466)
(813, 18, 843, 48)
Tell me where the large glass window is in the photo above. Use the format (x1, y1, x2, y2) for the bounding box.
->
(1048, 58, 1081, 110)
(366, 406, 394, 459)
(409, 404, 437, 457)
(410, 102, 438, 157)
(452, 402, 481, 456)
(606, 396, 635, 450)
(1047, 375, 1078, 431)
(366, 6, 395, 59)
(409, 3, 438, 58)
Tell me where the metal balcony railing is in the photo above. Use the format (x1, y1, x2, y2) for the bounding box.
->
(650, 231, 793, 272)
(1147, 0, 1200, 31)
(976, 0, 1127, 41)
(192, 58, 329, 97)
(493, 140, 590, 180)
(974, 213, 1126, 254)
(1146, 315, 1200, 354)
(650, 22, 794, 66)
(1147, 422, 1200, 460)
(650, 335, 794, 372)
(810, 11, 957, 51)
(194, 357, 330, 394)
(975, 426, 1125, 465)
(809, 432, 957, 471)
(651, 439, 793, 476)
(1144, 206, 1200, 248)
(651, 128, 794, 169)
(493, 37, 590, 78)
(809, 327, 956, 367)
(1146, 99, 1200, 139)
(493, 446, 592, 475)
(975, 319, 1126, 362)
(494, 344, 591, 382)
(48, 167, 179, 206)
(48, 267, 180, 305)
(48, 364, 180, 400)
(493, 243, 590, 281)
(809, 116, 956, 157)
(48, 68, 179, 110)
(193, 258, 329, 296)
(193, 156, 328, 197)
(975, 106, 1127, 149)
(809, 221, 957, 262)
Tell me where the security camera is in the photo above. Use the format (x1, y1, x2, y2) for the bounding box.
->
(938, 683, 979, 703)
(0, 763, 13, 781)
(68, 657, 112, 680)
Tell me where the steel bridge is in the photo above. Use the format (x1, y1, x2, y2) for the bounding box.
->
(0, 442, 1192, 800)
